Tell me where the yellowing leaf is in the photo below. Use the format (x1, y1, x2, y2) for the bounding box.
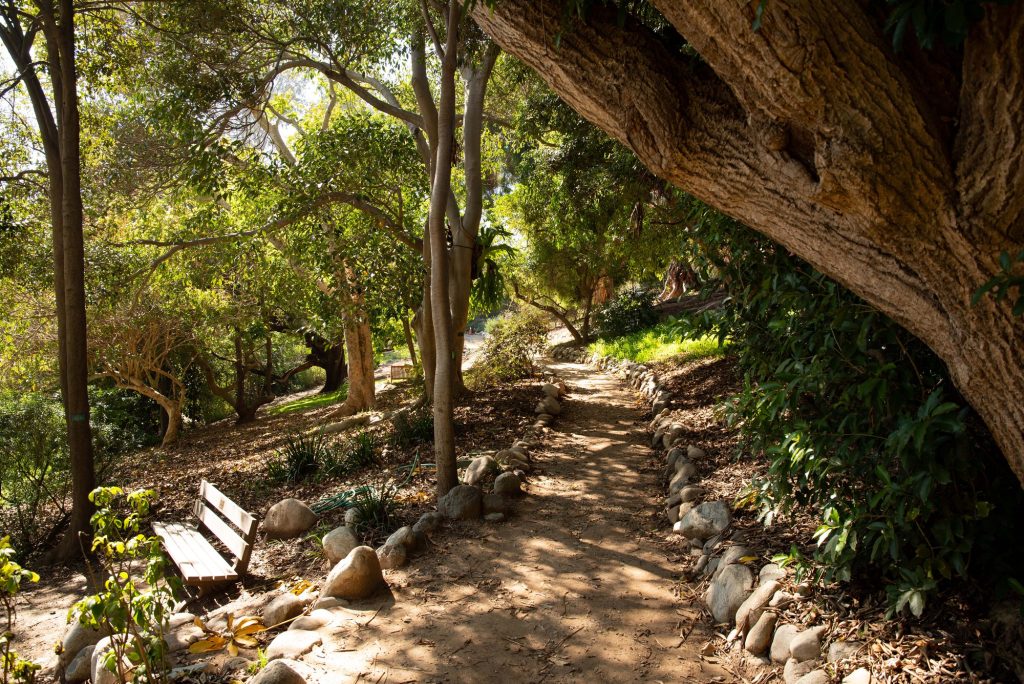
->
(228, 641, 238, 657)
(188, 637, 227, 654)
(234, 636, 259, 648)
(235, 623, 266, 637)
(739, 556, 758, 564)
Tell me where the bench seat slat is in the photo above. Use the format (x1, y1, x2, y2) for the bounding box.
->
(153, 522, 237, 584)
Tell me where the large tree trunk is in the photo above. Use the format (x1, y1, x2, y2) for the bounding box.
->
(472, 1, 1024, 484)
(320, 342, 347, 394)
(429, 2, 462, 499)
(338, 313, 375, 415)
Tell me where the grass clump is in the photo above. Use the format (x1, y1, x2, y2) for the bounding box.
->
(266, 386, 348, 416)
(391, 409, 433, 448)
(267, 431, 335, 483)
(588, 320, 726, 364)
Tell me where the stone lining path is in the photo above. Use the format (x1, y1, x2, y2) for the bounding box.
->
(299, 360, 726, 682)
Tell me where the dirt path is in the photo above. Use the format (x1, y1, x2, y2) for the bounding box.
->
(313, 359, 726, 683)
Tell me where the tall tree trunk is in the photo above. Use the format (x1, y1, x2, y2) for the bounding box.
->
(336, 271, 376, 416)
(402, 317, 418, 367)
(429, 1, 462, 499)
(320, 342, 347, 393)
(51, 0, 94, 561)
(417, 229, 437, 400)
(472, 0, 1024, 485)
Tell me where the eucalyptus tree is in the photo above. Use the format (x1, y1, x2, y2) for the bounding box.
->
(0, 0, 99, 559)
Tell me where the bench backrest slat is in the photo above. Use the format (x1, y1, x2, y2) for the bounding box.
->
(194, 480, 258, 575)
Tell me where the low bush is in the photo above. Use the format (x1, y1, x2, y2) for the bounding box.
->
(391, 409, 433, 448)
(322, 431, 379, 479)
(267, 431, 335, 484)
(470, 306, 548, 387)
(674, 205, 1024, 616)
(592, 284, 658, 339)
(588, 320, 724, 364)
(347, 478, 398, 545)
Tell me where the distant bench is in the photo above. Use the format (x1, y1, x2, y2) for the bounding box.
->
(389, 364, 416, 381)
(153, 480, 257, 592)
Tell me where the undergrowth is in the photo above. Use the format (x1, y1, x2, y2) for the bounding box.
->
(589, 320, 725, 364)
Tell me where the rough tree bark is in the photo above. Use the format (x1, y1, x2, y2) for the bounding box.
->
(335, 268, 376, 416)
(471, 1, 1024, 484)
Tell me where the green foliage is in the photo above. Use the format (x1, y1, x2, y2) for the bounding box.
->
(347, 477, 399, 545)
(266, 387, 348, 416)
(674, 204, 1024, 616)
(884, 0, 1017, 48)
(471, 307, 549, 387)
(267, 431, 336, 484)
(72, 488, 180, 684)
(321, 431, 380, 480)
(588, 320, 724, 364)
(973, 249, 1024, 317)
(390, 410, 434, 449)
(1, 537, 39, 684)
(592, 285, 658, 339)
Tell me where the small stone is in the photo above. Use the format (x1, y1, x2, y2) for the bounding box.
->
(412, 511, 443, 536)
(485, 512, 506, 522)
(795, 670, 830, 684)
(376, 542, 407, 570)
(91, 636, 130, 684)
(735, 580, 780, 632)
(541, 383, 560, 399)
(771, 624, 801, 664)
(795, 582, 813, 597)
(438, 484, 483, 520)
(323, 546, 386, 600)
(65, 645, 94, 683)
(59, 622, 106, 668)
(322, 526, 360, 566)
(680, 485, 704, 503)
(264, 498, 317, 540)
(744, 611, 777, 656)
(482, 492, 511, 515)
(534, 396, 561, 415)
(264, 592, 305, 627)
(250, 659, 307, 684)
(704, 563, 754, 624)
(312, 596, 348, 611)
(687, 445, 707, 460)
(692, 554, 710, 576)
(266, 630, 322, 661)
(827, 640, 864, 663)
(783, 658, 818, 684)
(678, 501, 731, 541)
(289, 609, 334, 631)
(759, 563, 786, 584)
(715, 545, 753, 576)
(790, 626, 826, 662)
(770, 591, 796, 609)
(385, 526, 416, 549)
(344, 507, 362, 528)
(842, 667, 873, 684)
(493, 472, 522, 497)
(464, 455, 499, 486)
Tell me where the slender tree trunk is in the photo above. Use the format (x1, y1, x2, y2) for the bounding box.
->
(429, 1, 462, 499)
(402, 317, 418, 367)
(417, 231, 437, 400)
(51, 0, 94, 561)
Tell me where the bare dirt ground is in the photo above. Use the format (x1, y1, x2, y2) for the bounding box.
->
(291, 359, 727, 682)
(13, 357, 731, 682)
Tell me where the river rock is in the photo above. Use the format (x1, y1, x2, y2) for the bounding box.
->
(483, 492, 511, 515)
(771, 624, 801, 664)
(264, 592, 305, 627)
(289, 609, 335, 631)
(264, 499, 317, 540)
(783, 658, 819, 684)
(385, 526, 415, 549)
(464, 455, 499, 486)
(250, 659, 307, 684)
(60, 621, 107, 668)
(677, 500, 731, 540)
(827, 640, 864, 663)
(345, 507, 363, 528)
(412, 511, 443, 536)
(759, 562, 786, 583)
(680, 485, 704, 503)
(744, 611, 777, 656)
(687, 445, 707, 460)
(535, 396, 561, 415)
(541, 383, 560, 399)
(65, 645, 94, 683)
(842, 667, 873, 684)
(323, 546, 385, 599)
(493, 472, 522, 496)
(91, 636, 131, 684)
(438, 484, 483, 520)
(376, 542, 407, 569)
(735, 580, 780, 632)
(704, 563, 754, 624)
(266, 629, 322, 661)
(323, 526, 360, 565)
(795, 670, 830, 684)
(790, 625, 826, 662)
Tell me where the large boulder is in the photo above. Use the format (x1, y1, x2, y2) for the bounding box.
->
(376, 542, 408, 570)
(91, 636, 131, 684)
(322, 526, 360, 565)
(438, 484, 483, 520)
(322, 546, 385, 600)
(464, 455, 499, 486)
(266, 630, 322, 661)
(59, 621, 106, 669)
(677, 500, 731, 541)
(264, 499, 317, 540)
(65, 645, 95, 683)
(493, 472, 522, 497)
(703, 563, 754, 624)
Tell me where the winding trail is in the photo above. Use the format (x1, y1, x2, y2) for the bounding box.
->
(311, 360, 725, 682)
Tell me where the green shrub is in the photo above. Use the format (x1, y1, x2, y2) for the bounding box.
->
(72, 487, 179, 684)
(347, 478, 398, 545)
(675, 204, 1024, 616)
(1, 536, 39, 684)
(588, 320, 724, 363)
(267, 431, 335, 484)
(593, 284, 657, 339)
(471, 306, 548, 387)
(391, 409, 433, 448)
(322, 431, 379, 479)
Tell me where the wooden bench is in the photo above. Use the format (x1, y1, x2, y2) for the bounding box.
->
(153, 480, 257, 591)
(389, 364, 416, 381)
